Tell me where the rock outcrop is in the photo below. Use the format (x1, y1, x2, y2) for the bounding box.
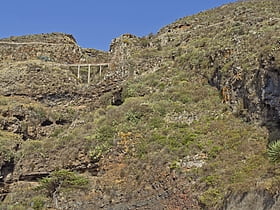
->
(223, 190, 280, 210)
(0, 33, 83, 64)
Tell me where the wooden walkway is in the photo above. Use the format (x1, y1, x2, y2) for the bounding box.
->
(65, 63, 110, 83)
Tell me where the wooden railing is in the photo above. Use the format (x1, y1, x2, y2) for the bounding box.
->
(65, 63, 110, 83)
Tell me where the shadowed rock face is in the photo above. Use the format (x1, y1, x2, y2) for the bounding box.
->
(0, 159, 15, 183)
(260, 69, 280, 126)
(223, 191, 280, 210)
(209, 60, 280, 142)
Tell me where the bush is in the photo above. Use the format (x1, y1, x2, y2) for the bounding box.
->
(30, 196, 47, 210)
(268, 140, 280, 162)
(37, 169, 89, 197)
(89, 143, 109, 162)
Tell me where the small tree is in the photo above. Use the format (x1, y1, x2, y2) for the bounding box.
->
(37, 169, 89, 208)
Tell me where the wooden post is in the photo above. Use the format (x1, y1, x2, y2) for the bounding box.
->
(99, 65, 102, 77)
(77, 65, 80, 79)
(88, 64, 91, 84)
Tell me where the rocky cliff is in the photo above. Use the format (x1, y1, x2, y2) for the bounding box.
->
(1, 0, 280, 209)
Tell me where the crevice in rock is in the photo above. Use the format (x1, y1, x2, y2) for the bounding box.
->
(257, 68, 280, 143)
(55, 119, 69, 125)
(111, 88, 123, 106)
(41, 119, 53, 126)
(13, 114, 25, 121)
(208, 67, 222, 89)
(0, 159, 15, 184)
(18, 172, 50, 182)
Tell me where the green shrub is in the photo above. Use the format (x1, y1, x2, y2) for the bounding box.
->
(37, 169, 89, 197)
(199, 188, 223, 207)
(6, 204, 26, 210)
(95, 124, 116, 142)
(125, 110, 142, 124)
(38, 55, 52, 62)
(99, 91, 114, 106)
(89, 143, 110, 162)
(268, 140, 280, 162)
(30, 196, 47, 210)
(0, 96, 9, 106)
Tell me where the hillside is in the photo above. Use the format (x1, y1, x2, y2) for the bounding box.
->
(0, 0, 280, 209)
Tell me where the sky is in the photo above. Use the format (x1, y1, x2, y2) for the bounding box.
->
(0, 0, 237, 51)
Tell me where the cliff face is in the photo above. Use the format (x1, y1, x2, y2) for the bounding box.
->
(153, 0, 280, 138)
(1, 0, 280, 209)
(223, 191, 280, 210)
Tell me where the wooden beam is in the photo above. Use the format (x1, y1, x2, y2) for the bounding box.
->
(87, 64, 91, 84)
(77, 65, 80, 79)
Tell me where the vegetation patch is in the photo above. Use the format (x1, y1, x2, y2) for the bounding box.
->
(268, 140, 280, 163)
(36, 169, 89, 197)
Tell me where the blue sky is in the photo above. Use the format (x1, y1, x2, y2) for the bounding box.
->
(1, 0, 237, 50)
